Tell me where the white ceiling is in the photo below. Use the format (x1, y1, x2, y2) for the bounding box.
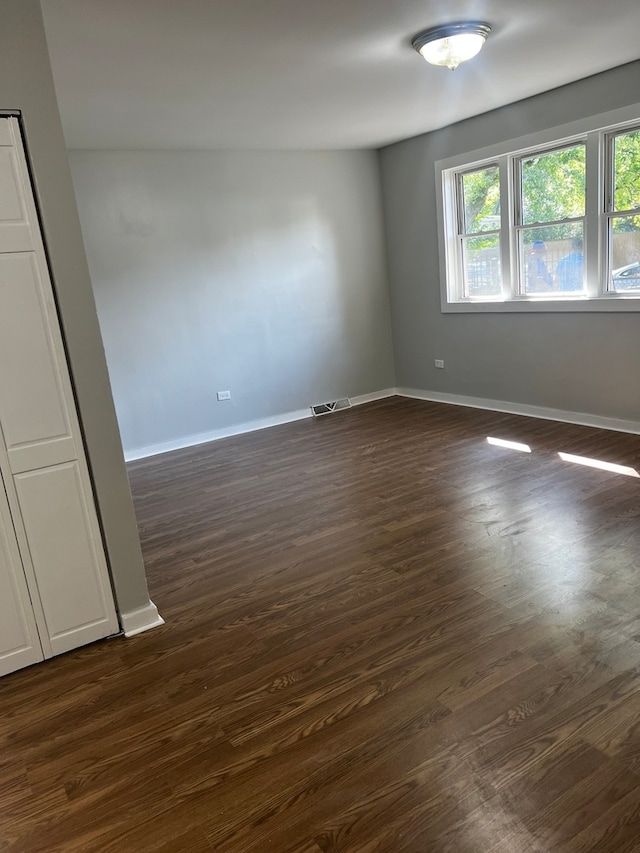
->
(40, 0, 640, 151)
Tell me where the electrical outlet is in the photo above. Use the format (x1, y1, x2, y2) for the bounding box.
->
(217, 390, 231, 401)
(434, 359, 445, 369)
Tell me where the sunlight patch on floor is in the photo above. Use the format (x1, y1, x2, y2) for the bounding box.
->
(487, 436, 532, 453)
(558, 452, 640, 478)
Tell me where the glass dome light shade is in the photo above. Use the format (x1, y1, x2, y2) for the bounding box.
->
(412, 22, 491, 71)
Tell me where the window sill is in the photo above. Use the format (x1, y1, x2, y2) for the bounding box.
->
(442, 295, 640, 313)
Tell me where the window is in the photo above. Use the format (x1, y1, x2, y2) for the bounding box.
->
(437, 106, 640, 312)
(608, 127, 640, 294)
(458, 165, 501, 297)
(518, 144, 585, 295)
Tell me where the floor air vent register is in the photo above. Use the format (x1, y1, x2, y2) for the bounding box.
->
(311, 398, 352, 417)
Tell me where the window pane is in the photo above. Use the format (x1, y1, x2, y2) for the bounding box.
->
(521, 145, 585, 225)
(463, 234, 501, 297)
(610, 215, 640, 292)
(461, 166, 500, 234)
(613, 130, 640, 213)
(520, 225, 584, 294)
(554, 228, 585, 292)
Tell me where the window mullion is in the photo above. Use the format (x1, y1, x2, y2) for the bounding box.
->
(453, 174, 465, 299)
(499, 156, 515, 298)
(585, 130, 603, 296)
(439, 168, 463, 304)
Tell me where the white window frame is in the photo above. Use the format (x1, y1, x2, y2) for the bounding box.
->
(436, 103, 640, 313)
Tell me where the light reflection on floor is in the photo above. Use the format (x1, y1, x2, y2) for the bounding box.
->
(486, 438, 640, 478)
(486, 437, 532, 453)
(557, 451, 640, 478)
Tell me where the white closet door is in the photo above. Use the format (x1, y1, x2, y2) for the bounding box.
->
(0, 117, 118, 659)
(0, 472, 43, 677)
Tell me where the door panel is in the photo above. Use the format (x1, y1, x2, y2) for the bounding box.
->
(0, 473, 43, 677)
(0, 253, 74, 469)
(14, 462, 118, 655)
(0, 147, 33, 254)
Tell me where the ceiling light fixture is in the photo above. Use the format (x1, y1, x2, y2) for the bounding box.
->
(412, 21, 491, 71)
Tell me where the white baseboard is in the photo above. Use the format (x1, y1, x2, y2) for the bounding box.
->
(120, 600, 165, 637)
(396, 387, 640, 435)
(351, 387, 396, 406)
(124, 386, 637, 462)
(123, 389, 397, 461)
(124, 409, 311, 461)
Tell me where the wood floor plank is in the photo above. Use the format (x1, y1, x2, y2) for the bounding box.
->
(2, 398, 640, 850)
(555, 786, 640, 852)
(523, 756, 640, 847)
(464, 668, 640, 791)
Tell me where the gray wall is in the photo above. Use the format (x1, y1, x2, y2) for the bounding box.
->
(69, 150, 395, 454)
(380, 61, 640, 423)
(0, 0, 151, 616)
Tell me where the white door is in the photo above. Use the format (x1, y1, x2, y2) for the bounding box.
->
(0, 116, 118, 667)
(0, 469, 44, 677)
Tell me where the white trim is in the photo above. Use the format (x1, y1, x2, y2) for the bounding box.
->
(440, 294, 640, 314)
(124, 389, 397, 461)
(351, 388, 396, 406)
(124, 409, 310, 461)
(396, 388, 640, 435)
(120, 600, 165, 637)
(125, 388, 640, 461)
(436, 102, 640, 313)
(436, 102, 640, 176)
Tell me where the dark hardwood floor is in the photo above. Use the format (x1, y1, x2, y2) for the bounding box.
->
(2, 397, 640, 851)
